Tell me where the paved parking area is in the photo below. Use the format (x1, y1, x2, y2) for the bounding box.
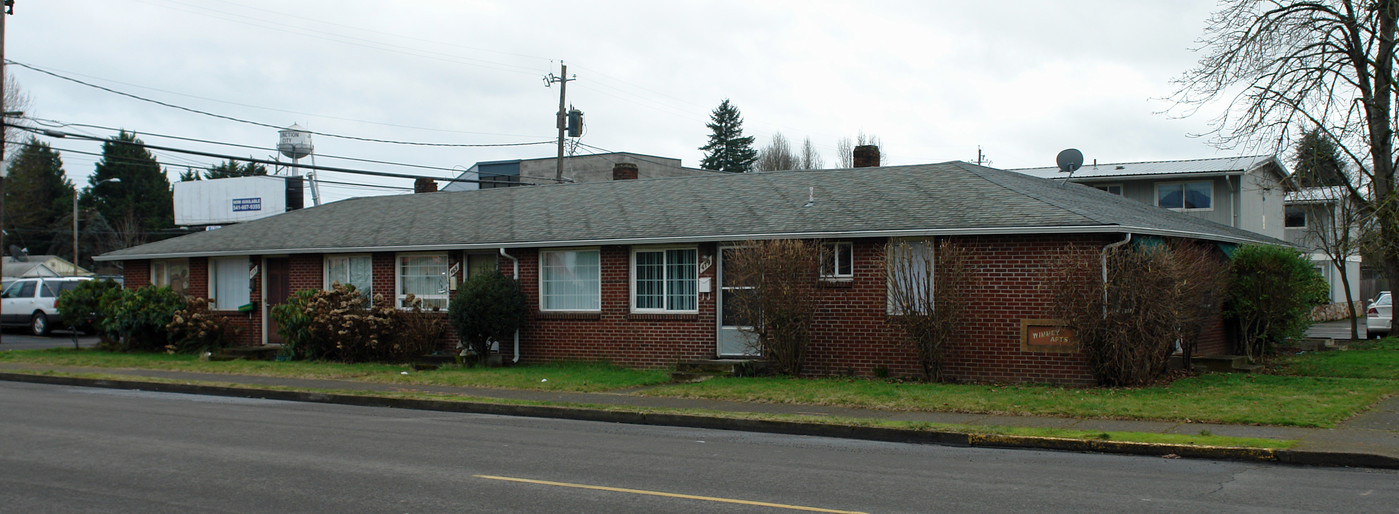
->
(0, 331, 98, 351)
(1307, 318, 1374, 340)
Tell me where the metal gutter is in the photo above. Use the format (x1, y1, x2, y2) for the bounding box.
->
(95, 224, 1277, 262)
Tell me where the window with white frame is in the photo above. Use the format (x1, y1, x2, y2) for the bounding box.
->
(820, 241, 854, 279)
(325, 254, 373, 298)
(1156, 181, 1213, 210)
(397, 253, 448, 310)
(540, 249, 600, 311)
(1285, 206, 1307, 228)
(886, 240, 933, 314)
(150, 259, 190, 296)
(209, 257, 250, 310)
(633, 247, 697, 312)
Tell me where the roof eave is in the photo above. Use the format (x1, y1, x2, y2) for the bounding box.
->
(94, 224, 1273, 261)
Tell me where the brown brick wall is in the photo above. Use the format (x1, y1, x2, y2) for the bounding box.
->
(514, 245, 720, 368)
(116, 233, 1237, 384)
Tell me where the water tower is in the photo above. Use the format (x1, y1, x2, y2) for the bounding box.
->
(276, 124, 321, 206)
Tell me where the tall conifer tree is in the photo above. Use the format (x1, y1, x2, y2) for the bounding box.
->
(699, 99, 758, 173)
(3, 137, 73, 255)
(1292, 127, 1348, 187)
(86, 131, 173, 247)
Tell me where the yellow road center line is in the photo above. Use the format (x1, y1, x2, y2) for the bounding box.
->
(474, 474, 867, 514)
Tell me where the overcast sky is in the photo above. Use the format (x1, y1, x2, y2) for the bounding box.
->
(7, 0, 1257, 203)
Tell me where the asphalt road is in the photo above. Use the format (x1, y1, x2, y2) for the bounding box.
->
(1, 381, 1394, 513)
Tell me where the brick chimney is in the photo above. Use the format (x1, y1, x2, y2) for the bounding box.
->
(612, 162, 639, 180)
(414, 177, 438, 193)
(853, 145, 880, 168)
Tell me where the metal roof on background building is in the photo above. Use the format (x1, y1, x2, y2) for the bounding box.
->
(1009, 155, 1286, 181)
(97, 161, 1281, 261)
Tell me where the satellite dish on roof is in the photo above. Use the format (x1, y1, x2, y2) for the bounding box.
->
(1056, 148, 1084, 174)
(8, 245, 27, 262)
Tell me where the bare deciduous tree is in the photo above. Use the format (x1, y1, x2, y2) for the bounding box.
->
(836, 132, 883, 168)
(756, 132, 798, 171)
(4, 75, 31, 156)
(1171, 1, 1399, 333)
(799, 137, 824, 170)
(725, 239, 821, 376)
(1046, 242, 1228, 386)
(885, 239, 977, 381)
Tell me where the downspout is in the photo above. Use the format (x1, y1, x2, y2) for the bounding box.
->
(1102, 233, 1133, 313)
(1229, 175, 1237, 227)
(499, 247, 521, 363)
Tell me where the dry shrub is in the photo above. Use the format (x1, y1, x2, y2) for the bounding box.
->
(725, 239, 821, 376)
(1046, 241, 1227, 386)
(885, 239, 978, 381)
(271, 283, 444, 363)
(165, 297, 241, 354)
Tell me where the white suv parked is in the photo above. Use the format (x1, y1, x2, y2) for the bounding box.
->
(1, 277, 92, 336)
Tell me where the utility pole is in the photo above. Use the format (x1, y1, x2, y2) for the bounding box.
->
(543, 61, 574, 184)
(1, 0, 12, 345)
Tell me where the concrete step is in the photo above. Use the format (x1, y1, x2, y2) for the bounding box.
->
(1192, 355, 1250, 373)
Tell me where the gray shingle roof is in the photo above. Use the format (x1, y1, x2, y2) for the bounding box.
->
(97, 161, 1278, 261)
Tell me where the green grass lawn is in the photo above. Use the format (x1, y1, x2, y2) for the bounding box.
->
(0, 349, 671, 393)
(640, 373, 1393, 427)
(641, 337, 1399, 428)
(3, 336, 1396, 428)
(1271, 339, 1399, 379)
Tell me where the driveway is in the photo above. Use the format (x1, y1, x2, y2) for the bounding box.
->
(1306, 318, 1371, 340)
(0, 330, 98, 351)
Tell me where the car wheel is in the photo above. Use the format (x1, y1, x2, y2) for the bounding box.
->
(31, 313, 49, 337)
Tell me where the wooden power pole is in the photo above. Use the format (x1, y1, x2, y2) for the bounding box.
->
(544, 62, 575, 184)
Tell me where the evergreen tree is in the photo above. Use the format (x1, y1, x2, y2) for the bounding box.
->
(699, 99, 757, 173)
(2, 137, 74, 255)
(85, 130, 174, 247)
(203, 158, 268, 180)
(1292, 127, 1348, 187)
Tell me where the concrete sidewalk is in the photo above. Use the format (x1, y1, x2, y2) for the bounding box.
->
(1, 362, 1395, 470)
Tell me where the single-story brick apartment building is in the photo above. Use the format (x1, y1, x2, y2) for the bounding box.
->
(97, 160, 1275, 384)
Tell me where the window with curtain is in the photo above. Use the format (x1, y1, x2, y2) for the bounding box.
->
(326, 255, 373, 299)
(1157, 181, 1212, 210)
(466, 253, 499, 278)
(634, 248, 697, 312)
(210, 257, 250, 310)
(397, 254, 448, 309)
(886, 240, 933, 314)
(540, 249, 600, 311)
(151, 259, 190, 296)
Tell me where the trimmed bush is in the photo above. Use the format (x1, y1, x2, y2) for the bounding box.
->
(55, 278, 122, 342)
(448, 268, 527, 365)
(1226, 244, 1329, 361)
(101, 286, 186, 352)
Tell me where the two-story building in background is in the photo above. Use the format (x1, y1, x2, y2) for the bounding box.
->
(1010, 156, 1365, 314)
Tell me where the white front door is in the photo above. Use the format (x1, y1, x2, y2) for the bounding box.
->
(716, 246, 759, 357)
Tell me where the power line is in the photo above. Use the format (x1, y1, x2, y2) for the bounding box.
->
(19, 125, 536, 187)
(575, 142, 726, 175)
(27, 117, 503, 175)
(7, 59, 556, 149)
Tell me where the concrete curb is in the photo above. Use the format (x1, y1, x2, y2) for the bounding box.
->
(5, 372, 1395, 470)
